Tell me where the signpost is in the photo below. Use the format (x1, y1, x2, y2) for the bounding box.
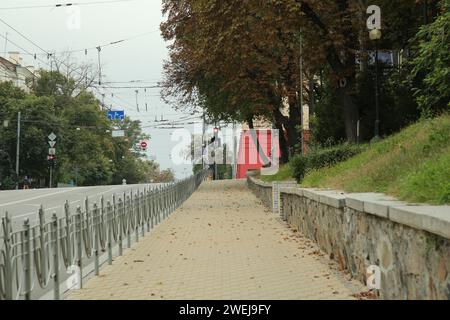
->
(48, 133, 57, 189)
(367, 5, 382, 138)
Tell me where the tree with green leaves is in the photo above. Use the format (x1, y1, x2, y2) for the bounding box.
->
(0, 66, 165, 189)
(411, 2, 450, 115)
(161, 0, 439, 160)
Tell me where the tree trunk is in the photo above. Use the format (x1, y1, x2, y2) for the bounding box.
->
(286, 98, 302, 157)
(273, 109, 289, 164)
(339, 87, 359, 143)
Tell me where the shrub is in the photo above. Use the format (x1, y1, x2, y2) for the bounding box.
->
(308, 144, 363, 169)
(290, 144, 364, 183)
(290, 155, 308, 183)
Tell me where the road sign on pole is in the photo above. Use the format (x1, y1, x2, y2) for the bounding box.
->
(108, 110, 125, 121)
(112, 130, 125, 138)
(48, 133, 57, 189)
(48, 133, 57, 141)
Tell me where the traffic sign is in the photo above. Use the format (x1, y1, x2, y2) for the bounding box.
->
(108, 110, 125, 121)
(140, 141, 148, 149)
(49, 141, 56, 148)
(48, 133, 57, 141)
(112, 130, 125, 138)
(48, 148, 56, 155)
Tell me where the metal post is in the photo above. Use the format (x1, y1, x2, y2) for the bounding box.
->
(158, 187, 162, 223)
(75, 207, 83, 289)
(232, 123, 237, 179)
(150, 191, 155, 228)
(38, 206, 47, 282)
(51, 213, 60, 300)
(374, 43, 380, 138)
(141, 192, 145, 237)
(23, 219, 32, 300)
(126, 195, 131, 249)
(64, 201, 72, 266)
(15, 111, 20, 190)
(135, 193, 139, 243)
(145, 189, 150, 232)
(49, 166, 53, 189)
(2, 213, 13, 300)
(93, 203, 99, 276)
(118, 198, 123, 256)
(107, 201, 113, 265)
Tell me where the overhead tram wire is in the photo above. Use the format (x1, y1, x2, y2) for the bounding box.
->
(0, 32, 131, 113)
(0, 19, 138, 113)
(92, 85, 163, 89)
(0, 0, 143, 11)
(0, 17, 195, 122)
(0, 30, 159, 57)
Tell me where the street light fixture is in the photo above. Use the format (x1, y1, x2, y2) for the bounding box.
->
(369, 28, 382, 138)
(369, 28, 382, 41)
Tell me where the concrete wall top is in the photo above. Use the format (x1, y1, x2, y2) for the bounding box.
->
(249, 176, 450, 240)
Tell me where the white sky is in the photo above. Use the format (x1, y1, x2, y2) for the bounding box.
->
(0, 0, 199, 179)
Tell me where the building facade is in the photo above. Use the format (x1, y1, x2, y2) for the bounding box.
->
(0, 52, 37, 92)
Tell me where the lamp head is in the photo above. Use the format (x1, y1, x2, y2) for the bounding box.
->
(369, 29, 382, 41)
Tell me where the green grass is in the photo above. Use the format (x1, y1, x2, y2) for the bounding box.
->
(301, 113, 450, 205)
(259, 164, 294, 182)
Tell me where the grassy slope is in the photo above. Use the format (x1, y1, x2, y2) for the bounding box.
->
(301, 114, 450, 205)
(259, 164, 294, 182)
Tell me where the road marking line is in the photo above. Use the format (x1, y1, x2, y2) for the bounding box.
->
(0, 189, 76, 207)
(12, 212, 36, 220)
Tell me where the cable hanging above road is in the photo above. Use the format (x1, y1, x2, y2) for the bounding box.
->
(0, 16, 159, 58)
(0, 16, 178, 116)
(0, 0, 143, 11)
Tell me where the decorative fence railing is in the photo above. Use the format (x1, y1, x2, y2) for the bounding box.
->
(0, 170, 208, 300)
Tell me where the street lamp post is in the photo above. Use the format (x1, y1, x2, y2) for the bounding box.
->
(15, 112, 21, 190)
(369, 28, 382, 138)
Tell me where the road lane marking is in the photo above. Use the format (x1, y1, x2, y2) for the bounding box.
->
(0, 189, 77, 207)
(12, 212, 36, 220)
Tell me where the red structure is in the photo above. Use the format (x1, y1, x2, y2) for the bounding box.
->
(236, 129, 279, 179)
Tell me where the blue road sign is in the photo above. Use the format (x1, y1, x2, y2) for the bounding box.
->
(108, 110, 125, 121)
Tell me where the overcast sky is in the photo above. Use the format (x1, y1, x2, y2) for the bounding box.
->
(0, 0, 199, 179)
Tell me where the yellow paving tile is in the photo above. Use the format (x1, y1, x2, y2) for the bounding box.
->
(67, 180, 365, 300)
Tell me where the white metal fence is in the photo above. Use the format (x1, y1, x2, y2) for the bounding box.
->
(0, 170, 208, 300)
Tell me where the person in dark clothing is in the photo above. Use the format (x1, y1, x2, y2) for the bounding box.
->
(23, 175, 31, 190)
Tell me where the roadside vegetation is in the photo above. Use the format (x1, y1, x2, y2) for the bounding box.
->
(302, 114, 450, 205)
(0, 70, 174, 189)
(261, 114, 450, 204)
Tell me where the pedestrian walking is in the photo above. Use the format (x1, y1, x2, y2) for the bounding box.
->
(23, 175, 30, 190)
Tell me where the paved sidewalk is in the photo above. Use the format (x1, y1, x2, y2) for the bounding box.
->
(68, 180, 365, 300)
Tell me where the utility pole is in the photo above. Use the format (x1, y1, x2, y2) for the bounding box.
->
(96, 46, 102, 85)
(15, 112, 21, 190)
(3, 32, 8, 81)
(49, 165, 53, 189)
(374, 43, 380, 138)
(232, 122, 237, 179)
(101, 93, 105, 111)
(202, 112, 206, 169)
(135, 90, 140, 112)
(299, 28, 305, 155)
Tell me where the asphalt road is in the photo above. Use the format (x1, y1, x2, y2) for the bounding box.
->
(0, 184, 165, 228)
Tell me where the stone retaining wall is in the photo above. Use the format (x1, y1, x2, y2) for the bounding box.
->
(246, 171, 274, 210)
(247, 174, 450, 300)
